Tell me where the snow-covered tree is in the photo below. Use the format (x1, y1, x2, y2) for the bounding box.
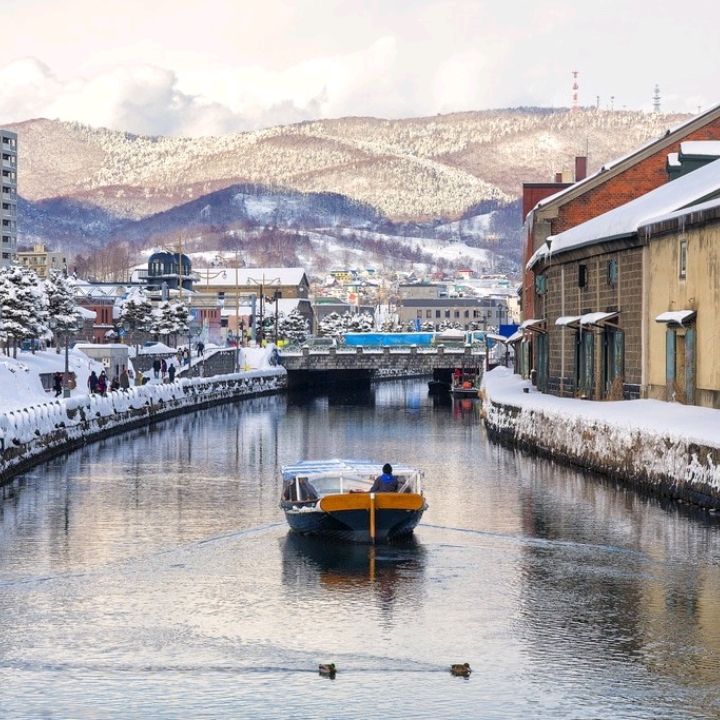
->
(379, 318, 398, 332)
(169, 302, 192, 346)
(318, 311, 344, 338)
(279, 309, 309, 345)
(421, 320, 435, 332)
(0, 267, 48, 356)
(46, 270, 84, 341)
(346, 311, 375, 332)
(119, 287, 154, 345)
(439, 320, 463, 331)
(152, 301, 177, 342)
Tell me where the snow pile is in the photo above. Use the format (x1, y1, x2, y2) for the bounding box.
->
(481, 367, 720, 503)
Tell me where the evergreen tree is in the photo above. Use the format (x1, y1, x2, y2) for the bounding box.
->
(119, 287, 154, 346)
(279, 309, 309, 344)
(46, 270, 83, 334)
(318, 311, 344, 338)
(153, 301, 177, 342)
(172, 302, 192, 346)
(0, 267, 48, 356)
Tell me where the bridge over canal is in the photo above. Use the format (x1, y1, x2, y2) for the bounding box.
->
(278, 345, 484, 390)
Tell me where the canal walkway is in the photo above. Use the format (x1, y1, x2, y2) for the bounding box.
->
(0, 345, 286, 483)
(480, 366, 720, 509)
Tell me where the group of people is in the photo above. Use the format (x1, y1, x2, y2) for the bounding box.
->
(177, 347, 191, 367)
(152, 358, 176, 381)
(86, 368, 132, 396)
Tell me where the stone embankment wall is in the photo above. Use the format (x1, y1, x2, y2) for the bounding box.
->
(0, 370, 286, 484)
(480, 389, 720, 510)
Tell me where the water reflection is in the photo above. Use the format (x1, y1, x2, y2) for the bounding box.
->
(280, 531, 427, 619)
(5, 379, 720, 719)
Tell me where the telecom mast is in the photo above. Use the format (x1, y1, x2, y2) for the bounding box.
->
(572, 70, 579, 110)
(653, 85, 661, 113)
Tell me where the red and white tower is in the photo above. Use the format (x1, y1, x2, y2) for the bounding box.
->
(572, 70, 579, 110)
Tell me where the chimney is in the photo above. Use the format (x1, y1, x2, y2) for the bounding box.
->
(575, 156, 588, 181)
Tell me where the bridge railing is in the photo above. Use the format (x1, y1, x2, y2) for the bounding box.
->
(280, 343, 485, 357)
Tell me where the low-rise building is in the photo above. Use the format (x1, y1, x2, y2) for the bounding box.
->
(18, 243, 68, 279)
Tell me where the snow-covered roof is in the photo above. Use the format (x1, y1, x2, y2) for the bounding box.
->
(529, 158, 720, 268)
(76, 306, 97, 319)
(194, 267, 308, 289)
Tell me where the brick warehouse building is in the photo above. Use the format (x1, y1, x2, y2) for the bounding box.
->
(519, 102, 720, 396)
(524, 136, 720, 401)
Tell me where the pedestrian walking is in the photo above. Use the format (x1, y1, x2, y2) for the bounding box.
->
(161, 358, 167, 381)
(153, 358, 161, 379)
(53, 372, 63, 397)
(88, 370, 99, 394)
(97, 370, 108, 396)
(120, 368, 130, 391)
(168, 363, 176, 382)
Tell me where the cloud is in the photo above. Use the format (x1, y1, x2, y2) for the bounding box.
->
(0, 37, 400, 137)
(0, 0, 715, 137)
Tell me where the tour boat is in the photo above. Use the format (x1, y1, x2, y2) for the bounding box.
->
(280, 459, 427, 543)
(451, 370, 480, 399)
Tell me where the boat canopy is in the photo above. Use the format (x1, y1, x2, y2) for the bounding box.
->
(281, 459, 423, 495)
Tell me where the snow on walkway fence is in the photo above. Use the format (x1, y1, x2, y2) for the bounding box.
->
(481, 367, 720, 509)
(0, 369, 286, 483)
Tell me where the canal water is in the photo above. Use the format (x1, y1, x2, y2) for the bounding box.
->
(1, 379, 720, 719)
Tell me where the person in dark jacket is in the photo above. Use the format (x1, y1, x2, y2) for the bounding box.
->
(369, 463, 399, 493)
(53, 372, 63, 397)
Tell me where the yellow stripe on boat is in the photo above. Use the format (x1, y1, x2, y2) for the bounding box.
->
(319, 493, 424, 512)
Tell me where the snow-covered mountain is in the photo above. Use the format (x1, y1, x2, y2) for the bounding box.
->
(8, 107, 691, 275)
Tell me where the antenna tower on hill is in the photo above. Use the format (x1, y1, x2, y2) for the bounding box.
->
(653, 85, 661, 113)
(572, 70, 579, 110)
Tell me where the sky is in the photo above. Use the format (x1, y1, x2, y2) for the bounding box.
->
(0, 0, 715, 138)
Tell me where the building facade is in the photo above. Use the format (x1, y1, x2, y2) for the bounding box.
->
(527, 150, 720, 406)
(18, 244, 68, 279)
(523, 104, 720, 322)
(1, 130, 18, 268)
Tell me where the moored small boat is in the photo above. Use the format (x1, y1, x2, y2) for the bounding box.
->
(280, 459, 427, 544)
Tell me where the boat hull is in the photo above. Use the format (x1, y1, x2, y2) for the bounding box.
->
(452, 387, 479, 399)
(282, 492, 426, 543)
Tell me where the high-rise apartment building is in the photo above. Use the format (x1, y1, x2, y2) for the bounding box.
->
(1, 129, 18, 267)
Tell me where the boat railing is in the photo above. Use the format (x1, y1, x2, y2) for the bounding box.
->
(396, 470, 423, 494)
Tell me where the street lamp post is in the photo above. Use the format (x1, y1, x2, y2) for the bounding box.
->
(50, 317, 79, 398)
(248, 275, 280, 346)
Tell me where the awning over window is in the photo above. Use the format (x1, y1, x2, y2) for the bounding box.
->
(555, 312, 619, 329)
(579, 311, 619, 327)
(486, 333, 509, 343)
(555, 315, 582, 327)
(519, 318, 546, 334)
(655, 310, 696, 326)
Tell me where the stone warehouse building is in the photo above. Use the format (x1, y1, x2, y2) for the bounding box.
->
(526, 144, 720, 408)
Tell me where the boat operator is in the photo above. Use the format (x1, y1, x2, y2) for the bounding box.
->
(369, 463, 399, 493)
